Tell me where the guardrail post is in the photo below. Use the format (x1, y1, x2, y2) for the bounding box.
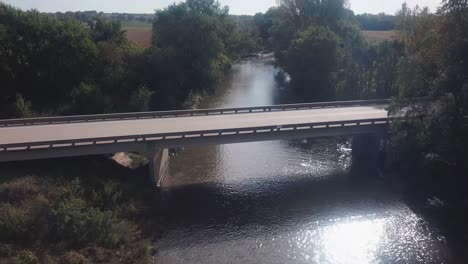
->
(147, 144, 170, 188)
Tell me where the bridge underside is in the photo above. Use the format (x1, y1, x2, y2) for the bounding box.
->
(0, 124, 386, 163)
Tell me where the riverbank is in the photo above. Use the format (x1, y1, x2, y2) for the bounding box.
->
(0, 156, 161, 264)
(401, 182, 468, 263)
(379, 164, 468, 263)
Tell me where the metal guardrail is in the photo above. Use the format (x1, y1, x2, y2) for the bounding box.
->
(0, 99, 389, 127)
(0, 118, 389, 152)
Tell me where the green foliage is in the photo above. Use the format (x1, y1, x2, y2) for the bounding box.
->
(253, 9, 279, 48)
(389, 0, 468, 199)
(148, 0, 241, 109)
(128, 153, 149, 169)
(50, 196, 133, 247)
(285, 26, 341, 99)
(129, 85, 154, 112)
(8, 251, 39, 264)
(88, 15, 126, 44)
(262, 0, 405, 101)
(14, 94, 33, 118)
(0, 203, 33, 241)
(0, 3, 149, 117)
(0, 4, 98, 108)
(0, 159, 158, 263)
(337, 38, 404, 100)
(130, 239, 153, 264)
(70, 82, 110, 115)
(0, 0, 250, 116)
(270, 0, 389, 101)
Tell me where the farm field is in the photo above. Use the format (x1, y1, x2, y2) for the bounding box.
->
(123, 22, 398, 48)
(122, 21, 152, 48)
(363, 30, 398, 43)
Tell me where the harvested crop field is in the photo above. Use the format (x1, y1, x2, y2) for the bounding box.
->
(363, 30, 398, 43)
(124, 26, 152, 48)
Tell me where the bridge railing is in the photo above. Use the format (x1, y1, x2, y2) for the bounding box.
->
(0, 118, 389, 153)
(0, 99, 389, 127)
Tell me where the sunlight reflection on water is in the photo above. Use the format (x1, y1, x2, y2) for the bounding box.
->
(279, 212, 446, 264)
(320, 218, 385, 263)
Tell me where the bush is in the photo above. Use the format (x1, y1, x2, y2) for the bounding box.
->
(50, 196, 134, 248)
(129, 239, 153, 264)
(8, 250, 38, 264)
(129, 85, 154, 112)
(51, 197, 110, 245)
(105, 220, 134, 247)
(70, 82, 111, 115)
(0, 203, 33, 241)
(0, 176, 40, 203)
(88, 179, 124, 209)
(59, 252, 90, 264)
(14, 94, 33, 118)
(128, 153, 148, 169)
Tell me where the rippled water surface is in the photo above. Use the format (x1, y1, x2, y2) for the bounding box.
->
(154, 58, 451, 263)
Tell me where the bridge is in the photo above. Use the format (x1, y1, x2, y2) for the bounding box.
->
(0, 100, 390, 185)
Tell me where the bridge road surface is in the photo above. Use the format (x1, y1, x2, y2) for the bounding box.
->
(0, 105, 388, 146)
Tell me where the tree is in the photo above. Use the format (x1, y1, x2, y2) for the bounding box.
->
(150, 0, 235, 109)
(390, 1, 468, 199)
(285, 26, 341, 100)
(0, 4, 98, 110)
(0, 3, 148, 116)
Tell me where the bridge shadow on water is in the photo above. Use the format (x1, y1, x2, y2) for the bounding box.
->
(159, 173, 400, 231)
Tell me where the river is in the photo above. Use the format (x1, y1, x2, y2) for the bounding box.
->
(154, 57, 452, 263)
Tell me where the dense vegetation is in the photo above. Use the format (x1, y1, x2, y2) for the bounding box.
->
(390, 1, 468, 204)
(0, 157, 159, 263)
(250, 0, 403, 101)
(0, 0, 253, 118)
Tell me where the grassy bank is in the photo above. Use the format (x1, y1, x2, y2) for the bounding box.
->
(0, 156, 161, 264)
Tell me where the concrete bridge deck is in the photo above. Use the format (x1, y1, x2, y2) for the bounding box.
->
(0, 100, 389, 163)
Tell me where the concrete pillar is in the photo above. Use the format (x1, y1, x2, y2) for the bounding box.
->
(147, 146, 170, 187)
(351, 134, 385, 178)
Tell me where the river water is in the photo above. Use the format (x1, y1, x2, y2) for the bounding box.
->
(154, 57, 452, 263)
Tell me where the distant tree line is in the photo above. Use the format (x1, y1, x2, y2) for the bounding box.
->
(53, 11, 153, 24)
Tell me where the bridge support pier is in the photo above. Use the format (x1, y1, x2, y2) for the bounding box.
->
(147, 146, 170, 187)
(351, 134, 386, 178)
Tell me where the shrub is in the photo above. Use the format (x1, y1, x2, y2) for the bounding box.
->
(59, 252, 90, 264)
(128, 153, 148, 169)
(127, 239, 153, 264)
(88, 179, 124, 209)
(0, 176, 40, 203)
(8, 250, 38, 264)
(14, 94, 33, 118)
(50, 196, 135, 248)
(104, 220, 135, 247)
(0, 203, 33, 241)
(51, 197, 111, 245)
(129, 85, 154, 112)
